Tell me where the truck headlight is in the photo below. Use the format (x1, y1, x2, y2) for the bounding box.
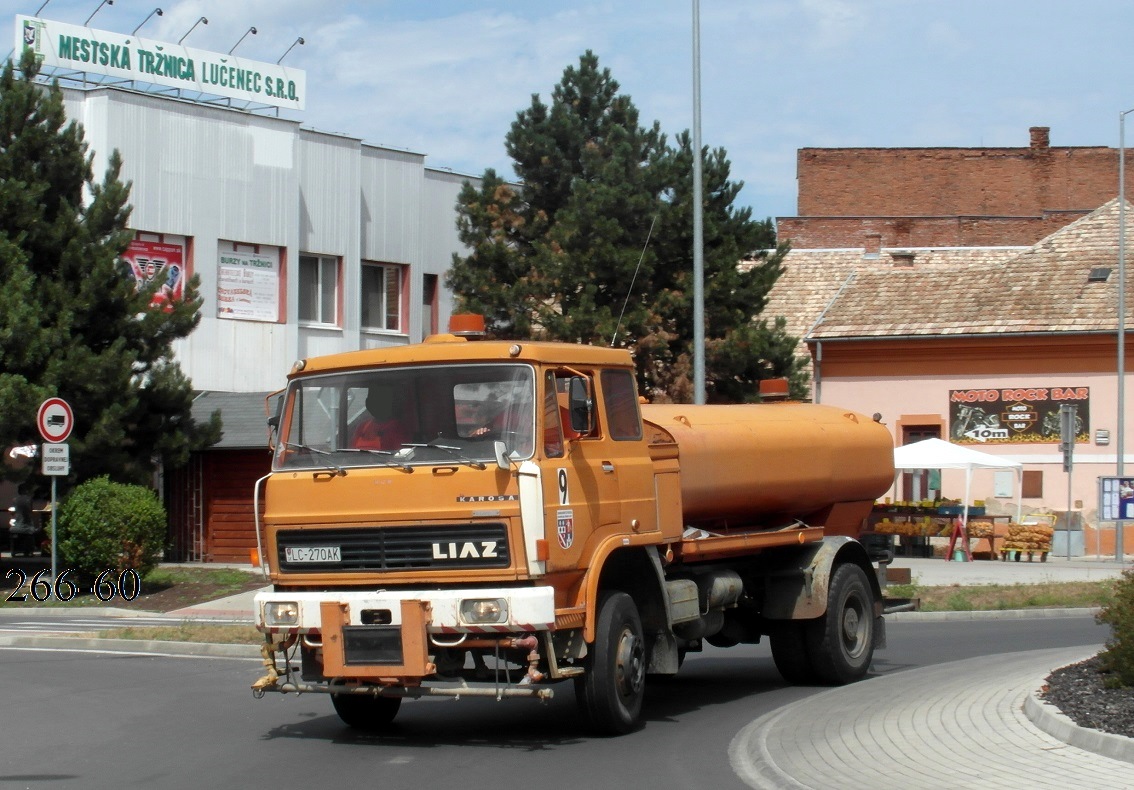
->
(264, 601, 299, 626)
(460, 598, 509, 625)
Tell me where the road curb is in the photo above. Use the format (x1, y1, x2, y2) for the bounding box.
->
(2, 606, 167, 618)
(0, 633, 261, 658)
(1024, 688, 1134, 765)
(887, 606, 1100, 621)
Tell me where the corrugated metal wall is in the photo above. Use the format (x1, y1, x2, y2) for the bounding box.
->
(62, 85, 478, 394)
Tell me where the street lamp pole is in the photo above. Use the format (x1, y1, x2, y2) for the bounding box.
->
(1118, 108, 1134, 560)
(691, 0, 705, 404)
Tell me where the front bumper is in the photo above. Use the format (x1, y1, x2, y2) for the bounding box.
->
(251, 586, 560, 696)
(254, 586, 556, 635)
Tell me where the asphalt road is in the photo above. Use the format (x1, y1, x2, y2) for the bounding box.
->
(0, 613, 1109, 790)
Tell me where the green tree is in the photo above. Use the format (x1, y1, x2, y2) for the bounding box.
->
(447, 51, 807, 402)
(1097, 568, 1134, 687)
(58, 476, 167, 583)
(0, 51, 219, 488)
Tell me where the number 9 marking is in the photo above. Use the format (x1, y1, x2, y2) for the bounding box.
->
(557, 468, 569, 506)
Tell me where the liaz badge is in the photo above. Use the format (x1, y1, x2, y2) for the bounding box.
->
(556, 509, 574, 549)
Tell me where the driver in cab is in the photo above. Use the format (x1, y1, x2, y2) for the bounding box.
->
(351, 384, 410, 451)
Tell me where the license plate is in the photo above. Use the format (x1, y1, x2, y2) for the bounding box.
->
(285, 546, 341, 563)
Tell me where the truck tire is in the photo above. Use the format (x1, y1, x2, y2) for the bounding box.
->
(575, 591, 646, 735)
(770, 622, 818, 684)
(331, 691, 402, 730)
(805, 562, 875, 684)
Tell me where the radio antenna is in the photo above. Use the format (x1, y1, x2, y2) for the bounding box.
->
(610, 211, 659, 347)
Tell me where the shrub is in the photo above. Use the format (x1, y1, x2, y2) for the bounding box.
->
(1096, 568, 1134, 687)
(57, 476, 167, 582)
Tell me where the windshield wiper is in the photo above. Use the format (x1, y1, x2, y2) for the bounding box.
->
(336, 446, 415, 472)
(407, 439, 487, 470)
(282, 442, 347, 477)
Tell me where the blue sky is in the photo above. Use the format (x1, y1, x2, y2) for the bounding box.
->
(4, 0, 1134, 222)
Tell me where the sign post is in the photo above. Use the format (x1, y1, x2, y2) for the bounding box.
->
(1060, 405, 1076, 560)
(37, 398, 74, 583)
(1100, 476, 1134, 560)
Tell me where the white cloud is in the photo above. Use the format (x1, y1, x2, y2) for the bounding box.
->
(6, 0, 1134, 220)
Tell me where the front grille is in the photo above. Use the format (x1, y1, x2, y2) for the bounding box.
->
(276, 524, 510, 573)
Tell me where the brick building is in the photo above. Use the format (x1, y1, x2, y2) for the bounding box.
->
(777, 127, 1121, 250)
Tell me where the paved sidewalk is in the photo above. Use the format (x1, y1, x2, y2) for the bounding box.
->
(888, 554, 1130, 586)
(166, 584, 267, 621)
(730, 646, 1134, 790)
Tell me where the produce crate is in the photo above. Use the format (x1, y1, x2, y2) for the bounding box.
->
(1000, 522, 1053, 561)
(967, 520, 995, 539)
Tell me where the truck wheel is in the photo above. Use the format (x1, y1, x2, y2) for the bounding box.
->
(575, 591, 646, 735)
(331, 691, 402, 730)
(805, 563, 875, 684)
(770, 622, 817, 684)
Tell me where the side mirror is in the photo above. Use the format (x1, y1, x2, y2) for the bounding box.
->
(493, 440, 510, 470)
(265, 389, 285, 451)
(568, 377, 593, 436)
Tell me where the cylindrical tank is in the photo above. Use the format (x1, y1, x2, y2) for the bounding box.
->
(641, 403, 894, 528)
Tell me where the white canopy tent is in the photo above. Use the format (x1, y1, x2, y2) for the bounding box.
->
(892, 438, 1024, 527)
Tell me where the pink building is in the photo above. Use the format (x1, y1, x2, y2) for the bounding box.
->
(766, 201, 1134, 555)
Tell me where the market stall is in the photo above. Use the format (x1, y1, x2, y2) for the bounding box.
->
(891, 438, 1024, 561)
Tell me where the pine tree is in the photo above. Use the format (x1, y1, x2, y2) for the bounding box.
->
(0, 51, 220, 488)
(447, 51, 808, 402)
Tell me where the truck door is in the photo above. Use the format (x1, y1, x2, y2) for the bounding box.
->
(541, 370, 650, 572)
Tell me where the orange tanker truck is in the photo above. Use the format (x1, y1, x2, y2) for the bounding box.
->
(251, 317, 895, 735)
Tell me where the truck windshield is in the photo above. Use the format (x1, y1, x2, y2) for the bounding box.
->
(273, 364, 536, 471)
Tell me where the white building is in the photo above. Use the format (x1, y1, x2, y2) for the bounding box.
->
(67, 84, 470, 389)
(27, 16, 481, 560)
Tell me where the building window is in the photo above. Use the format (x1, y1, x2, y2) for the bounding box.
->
(1022, 470, 1043, 499)
(362, 261, 403, 332)
(299, 253, 339, 325)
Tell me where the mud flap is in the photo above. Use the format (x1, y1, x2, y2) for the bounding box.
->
(873, 614, 886, 651)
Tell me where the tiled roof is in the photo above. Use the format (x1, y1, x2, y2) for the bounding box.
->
(761, 199, 1132, 342)
(755, 246, 1026, 343)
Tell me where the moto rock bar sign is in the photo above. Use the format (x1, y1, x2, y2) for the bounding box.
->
(949, 386, 1090, 445)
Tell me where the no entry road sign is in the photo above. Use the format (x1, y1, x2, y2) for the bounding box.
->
(37, 397, 74, 443)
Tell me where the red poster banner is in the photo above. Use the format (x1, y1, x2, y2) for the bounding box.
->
(123, 239, 184, 310)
